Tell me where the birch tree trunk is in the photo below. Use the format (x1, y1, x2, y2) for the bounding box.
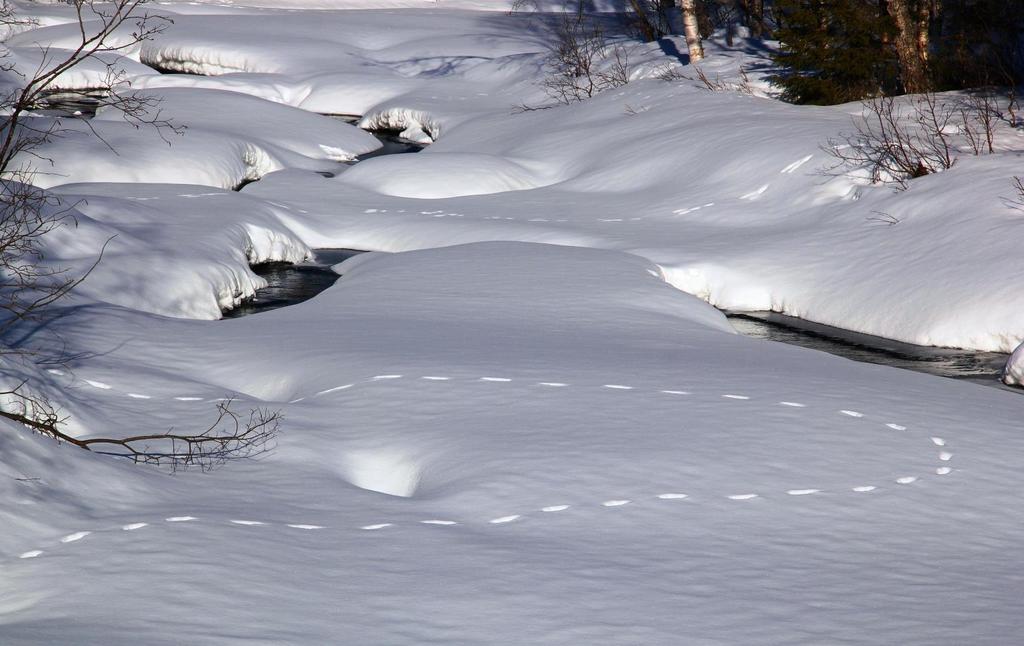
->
(680, 0, 704, 62)
(886, 0, 932, 93)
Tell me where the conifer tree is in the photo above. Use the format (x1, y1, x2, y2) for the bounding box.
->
(771, 1, 899, 104)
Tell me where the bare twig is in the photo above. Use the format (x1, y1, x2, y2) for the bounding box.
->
(0, 382, 281, 472)
(825, 93, 960, 190)
(537, 13, 632, 106)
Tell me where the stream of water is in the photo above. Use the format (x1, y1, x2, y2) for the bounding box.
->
(224, 256, 1017, 393)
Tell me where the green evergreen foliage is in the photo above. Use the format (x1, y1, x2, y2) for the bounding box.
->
(771, 1, 899, 104)
(771, 0, 1024, 104)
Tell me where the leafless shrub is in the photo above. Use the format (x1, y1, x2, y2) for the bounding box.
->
(655, 64, 689, 82)
(0, 181, 108, 353)
(827, 91, 1011, 189)
(1, 381, 281, 471)
(540, 14, 632, 105)
(0, 1, 179, 352)
(665, 64, 755, 95)
(959, 92, 998, 155)
(0, 1, 195, 464)
(826, 93, 960, 189)
(1008, 176, 1024, 211)
(1005, 86, 1020, 129)
(623, 102, 650, 116)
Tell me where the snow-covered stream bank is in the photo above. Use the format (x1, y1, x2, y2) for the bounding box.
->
(227, 255, 1018, 390)
(3, 2, 1024, 644)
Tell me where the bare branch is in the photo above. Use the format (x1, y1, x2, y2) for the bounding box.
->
(1, 383, 281, 472)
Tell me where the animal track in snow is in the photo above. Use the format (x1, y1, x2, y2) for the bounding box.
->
(786, 489, 821, 496)
(780, 155, 813, 174)
(317, 384, 352, 395)
(672, 202, 715, 216)
(60, 531, 90, 543)
(740, 184, 770, 200)
(17, 368, 959, 563)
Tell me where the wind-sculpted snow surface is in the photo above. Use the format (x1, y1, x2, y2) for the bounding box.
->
(1, 242, 1022, 644)
(2, 2, 1024, 644)
(46, 183, 310, 318)
(15, 88, 379, 188)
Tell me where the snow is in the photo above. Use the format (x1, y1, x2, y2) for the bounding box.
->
(1004, 341, 1024, 386)
(2, 1, 1024, 644)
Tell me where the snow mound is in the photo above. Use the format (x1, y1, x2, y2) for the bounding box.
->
(338, 152, 556, 198)
(359, 107, 440, 144)
(93, 87, 382, 162)
(1004, 342, 1024, 387)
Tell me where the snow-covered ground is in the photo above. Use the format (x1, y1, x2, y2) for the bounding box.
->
(2, 1, 1023, 644)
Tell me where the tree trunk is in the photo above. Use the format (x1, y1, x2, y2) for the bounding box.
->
(914, 0, 935, 65)
(628, 0, 660, 42)
(740, 0, 766, 38)
(680, 0, 704, 62)
(886, 0, 931, 93)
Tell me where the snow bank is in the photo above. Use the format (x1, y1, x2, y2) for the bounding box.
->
(359, 106, 441, 143)
(2, 47, 155, 92)
(16, 87, 378, 188)
(4, 239, 1024, 644)
(1004, 342, 1024, 387)
(47, 183, 310, 318)
(3, 5, 1024, 644)
(93, 87, 381, 162)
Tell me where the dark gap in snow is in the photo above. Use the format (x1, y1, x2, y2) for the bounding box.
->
(324, 114, 428, 160)
(149, 64, 201, 76)
(232, 122, 424, 191)
(222, 248, 365, 319)
(727, 311, 1018, 393)
(31, 90, 106, 118)
(353, 132, 426, 160)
